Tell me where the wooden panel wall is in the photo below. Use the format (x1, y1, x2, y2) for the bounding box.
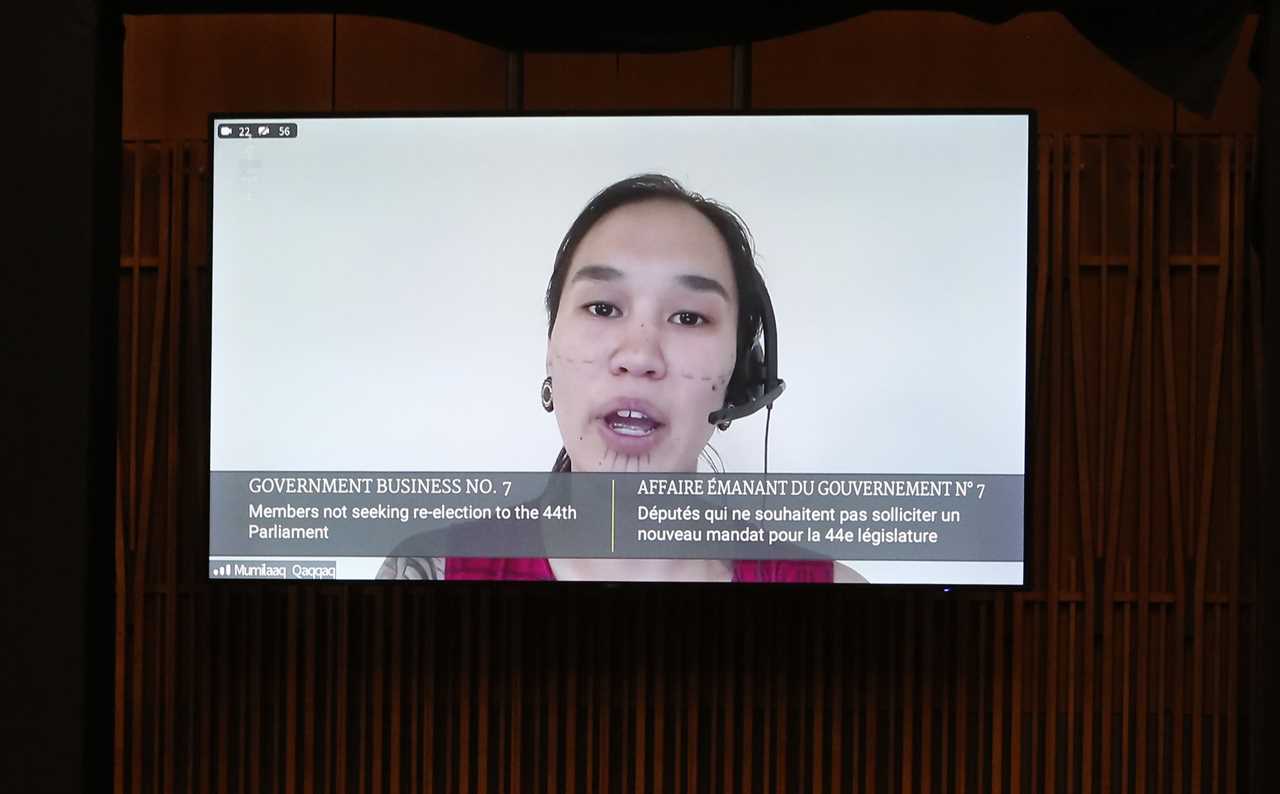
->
(118, 12, 1265, 794)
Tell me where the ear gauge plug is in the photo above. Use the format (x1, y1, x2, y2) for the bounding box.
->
(541, 377, 554, 412)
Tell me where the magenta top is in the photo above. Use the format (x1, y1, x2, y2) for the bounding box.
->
(445, 557, 833, 583)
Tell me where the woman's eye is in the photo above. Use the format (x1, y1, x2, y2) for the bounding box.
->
(670, 311, 706, 327)
(585, 302, 619, 318)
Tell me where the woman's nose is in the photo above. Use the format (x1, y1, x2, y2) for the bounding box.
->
(609, 320, 666, 378)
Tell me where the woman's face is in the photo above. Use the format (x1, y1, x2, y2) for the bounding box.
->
(548, 199, 739, 473)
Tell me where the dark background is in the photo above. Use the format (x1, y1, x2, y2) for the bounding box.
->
(4, 2, 1276, 792)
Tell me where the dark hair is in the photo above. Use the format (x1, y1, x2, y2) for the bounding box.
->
(545, 174, 768, 472)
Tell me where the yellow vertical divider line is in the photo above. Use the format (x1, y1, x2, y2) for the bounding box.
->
(611, 479, 616, 552)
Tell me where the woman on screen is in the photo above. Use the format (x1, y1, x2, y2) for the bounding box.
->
(379, 174, 840, 582)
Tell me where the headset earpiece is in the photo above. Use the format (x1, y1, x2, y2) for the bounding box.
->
(710, 327, 782, 427)
(741, 340, 767, 405)
(707, 272, 785, 428)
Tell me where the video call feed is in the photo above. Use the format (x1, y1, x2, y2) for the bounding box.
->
(209, 113, 1030, 585)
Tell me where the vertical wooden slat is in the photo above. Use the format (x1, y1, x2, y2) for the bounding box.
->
(1224, 133, 1244, 794)
(583, 615, 595, 793)
(851, 606, 863, 793)
(375, 592, 390, 789)
(189, 139, 213, 794)
(1097, 135, 1140, 794)
(744, 628, 755, 794)
(727, 622, 737, 788)
(542, 607, 558, 794)
(498, 600, 508, 794)
(1050, 131, 1083, 794)
(1120, 565, 1134, 794)
(1156, 134, 1188, 576)
(654, 614, 665, 794)
(597, 626, 611, 794)
(148, 141, 172, 794)
(1210, 593, 1223, 794)
(1098, 138, 1110, 557)
(389, 590, 403, 794)
(830, 608, 844, 794)
(243, 594, 257, 794)
(1010, 594, 1023, 794)
(1210, 136, 1232, 794)
(1039, 129, 1065, 794)
(1154, 600, 1168, 794)
(1188, 138, 1201, 560)
(672, 625, 683, 794)
(865, 599, 875, 788)
(216, 591, 229, 794)
(131, 141, 171, 794)
(614, 622, 624, 794)
(1034, 138, 1053, 402)
(1246, 226, 1266, 478)
(421, 592, 435, 794)
(1191, 135, 1233, 794)
(1134, 132, 1156, 794)
(457, 596, 470, 794)
(128, 143, 142, 553)
(114, 443, 127, 794)
(563, 610, 575, 794)
(510, 596, 523, 794)
(956, 602, 969, 794)
(1028, 600, 1039, 794)
(762, 640, 772, 794)
(985, 602, 995, 793)
(709, 611, 722, 794)
(1105, 134, 1151, 794)
(1066, 134, 1092, 568)
(162, 141, 182, 794)
(635, 615, 646, 794)
(811, 624, 824, 794)
(407, 593, 418, 794)
(1155, 132, 1188, 794)
(939, 602, 951, 794)
(776, 613, 788, 794)
(477, 592, 491, 794)
(322, 594, 336, 794)
(336, 592, 349, 794)
(921, 604, 933, 794)
(151, 588, 163, 794)
(286, 590, 299, 794)
(357, 596, 369, 794)
(687, 635, 699, 794)
(178, 147, 198, 794)
(183, 593, 197, 794)
(1065, 572, 1077, 794)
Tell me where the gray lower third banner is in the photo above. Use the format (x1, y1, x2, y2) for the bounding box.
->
(210, 472, 1024, 562)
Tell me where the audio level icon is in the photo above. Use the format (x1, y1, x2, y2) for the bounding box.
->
(212, 564, 231, 577)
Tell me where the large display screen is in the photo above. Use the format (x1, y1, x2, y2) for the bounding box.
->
(209, 112, 1030, 585)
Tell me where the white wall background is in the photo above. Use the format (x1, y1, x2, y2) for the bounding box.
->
(211, 115, 1028, 474)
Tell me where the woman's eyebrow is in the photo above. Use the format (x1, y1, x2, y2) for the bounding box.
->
(569, 264, 623, 284)
(675, 274, 730, 302)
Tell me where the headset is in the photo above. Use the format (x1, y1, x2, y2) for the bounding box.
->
(707, 271, 785, 428)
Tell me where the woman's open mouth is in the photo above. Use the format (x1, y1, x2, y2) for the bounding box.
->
(597, 402, 667, 455)
(607, 408, 660, 436)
